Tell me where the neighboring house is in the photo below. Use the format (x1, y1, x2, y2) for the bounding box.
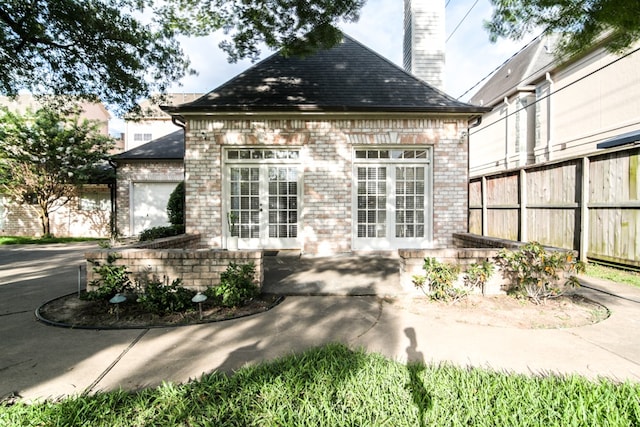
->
(0, 94, 112, 136)
(124, 94, 202, 151)
(112, 130, 184, 236)
(0, 94, 114, 237)
(469, 34, 640, 176)
(467, 34, 640, 266)
(160, 34, 486, 254)
(0, 185, 111, 238)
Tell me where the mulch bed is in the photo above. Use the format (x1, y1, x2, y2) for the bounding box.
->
(36, 293, 283, 329)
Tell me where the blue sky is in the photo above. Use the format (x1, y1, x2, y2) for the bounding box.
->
(113, 0, 532, 130)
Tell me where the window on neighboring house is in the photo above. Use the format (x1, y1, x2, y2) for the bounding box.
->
(133, 133, 153, 143)
(78, 188, 110, 211)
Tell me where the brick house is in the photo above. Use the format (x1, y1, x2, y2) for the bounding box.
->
(157, 35, 486, 254)
(112, 130, 184, 236)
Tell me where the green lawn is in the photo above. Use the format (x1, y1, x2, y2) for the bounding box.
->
(1, 344, 638, 426)
(585, 263, 640, 288)
(0, 236, 104, 245)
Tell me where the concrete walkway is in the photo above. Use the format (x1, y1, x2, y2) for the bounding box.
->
(1, 245, 639, 403)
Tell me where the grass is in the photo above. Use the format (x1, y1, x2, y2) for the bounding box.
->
(584, 263, 640, 289)
(1, 343, 638, 426)
(0, 236, 104, 245)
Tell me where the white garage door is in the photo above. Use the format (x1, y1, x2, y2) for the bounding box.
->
(132, 182, 180, 235)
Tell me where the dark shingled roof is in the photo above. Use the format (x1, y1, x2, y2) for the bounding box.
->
(163, 34, 486, 115)
(114, 130, 184, 160)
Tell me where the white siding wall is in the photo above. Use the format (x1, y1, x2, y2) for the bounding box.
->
(471, 40, 640, 176)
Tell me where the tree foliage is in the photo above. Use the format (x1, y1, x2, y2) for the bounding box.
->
(160, 0, 365, 62)
(167, 181, 185, 226)
(485, 0, 640, 56)
(0, 0, 365, 114)
(0, 105, 114, 237)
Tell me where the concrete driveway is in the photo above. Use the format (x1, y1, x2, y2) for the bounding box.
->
(1, 244, 640, 403)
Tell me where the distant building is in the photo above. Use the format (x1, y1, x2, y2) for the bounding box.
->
(124, 94, 203, 150)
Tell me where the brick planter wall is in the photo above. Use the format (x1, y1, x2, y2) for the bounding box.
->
(85, 235, 263, 292)
(398, 248, 505, 295)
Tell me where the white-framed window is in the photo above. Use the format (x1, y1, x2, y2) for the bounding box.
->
(78, 188, 110, 211)
(133, 133, 153, 143)
(353, 147, 433, 250)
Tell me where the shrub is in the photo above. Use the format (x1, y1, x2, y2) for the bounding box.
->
(413, 257, 465, 302)
(83, 253, 133, 301)
(167, 181, 185, 226)
(136, 278, 196, 315)
(206, 262, 259, 307)
(139, 224, 185, 241)
(495, 242, 586, 304)
(463, 260, 494, 296)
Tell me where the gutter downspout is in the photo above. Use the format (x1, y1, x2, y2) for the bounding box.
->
(503, 97, 510, 169)
(170, 115, 188, 236)
(171, 115, 187, 182)
(107, 159, 118, 239)
(545, 72, 554, 161)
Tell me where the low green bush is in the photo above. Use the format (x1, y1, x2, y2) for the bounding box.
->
(413, 257, 466, 302)
(138, 224, 185, 242)
(463, 259, 495, 296)
(495, 242, 585, 303)
(82, 253, 133, 301)
(206, 262, 259, 307)
(136, 278, 196, 315)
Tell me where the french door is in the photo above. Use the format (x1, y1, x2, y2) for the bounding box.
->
(353, 148, 432, 250)
(225, 148, 300, 249)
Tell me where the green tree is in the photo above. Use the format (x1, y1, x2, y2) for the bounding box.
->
(160, 0, 366, 62)
(0, 0, 365, 114)
(167, 181, 185, 226)
(485, 0, 640, 56)
(0, 105, 114, 237)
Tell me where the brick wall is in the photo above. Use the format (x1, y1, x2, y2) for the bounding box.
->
(85, 242, 263, 292)
(1, 185, 111, 237)
(398, 248, 505, 295)
(114, 160, 184, 237)
(183, 115, 468, 253)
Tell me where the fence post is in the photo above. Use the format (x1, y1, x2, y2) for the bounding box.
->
(481, 176, 488, 236)
(579, 157, 590, 260)
(519, 169, 527, 242)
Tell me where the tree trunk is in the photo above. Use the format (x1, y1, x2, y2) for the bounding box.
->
(39, 206, 52, 238)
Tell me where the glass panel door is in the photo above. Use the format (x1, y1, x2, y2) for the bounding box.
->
(395, 166, 425, 238)
(353, 148, 432, 250)
(268, 167, 298, 239)
(356, 166, 387, 238)
(227, 163, 300, 249)
(229, 167, 260, 239)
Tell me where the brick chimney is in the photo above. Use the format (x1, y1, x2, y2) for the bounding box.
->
(403, 0, 445, 90)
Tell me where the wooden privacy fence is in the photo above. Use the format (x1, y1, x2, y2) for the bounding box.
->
(469, 145, 640, 268)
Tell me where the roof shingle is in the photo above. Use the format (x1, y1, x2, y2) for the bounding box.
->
(163, 34, 485, 114)
(114, 130, 184, 160)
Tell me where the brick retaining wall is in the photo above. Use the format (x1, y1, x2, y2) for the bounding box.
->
(85, 234, 263, 292)
(398, 248, 505, 295)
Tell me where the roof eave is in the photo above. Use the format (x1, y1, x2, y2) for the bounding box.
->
(161, 105, 489, 116)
